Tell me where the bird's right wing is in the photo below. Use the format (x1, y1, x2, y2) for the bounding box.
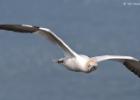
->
(92, 55, 140, 78)
(0, 24, 77, 57)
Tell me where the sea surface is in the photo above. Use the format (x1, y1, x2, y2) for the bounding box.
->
(0, 0, 140, 100)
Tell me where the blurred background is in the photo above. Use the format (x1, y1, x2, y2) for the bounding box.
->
(0, 0, 140, 100)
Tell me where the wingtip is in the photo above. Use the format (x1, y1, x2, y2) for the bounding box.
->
(123, 60, 140, 78)
(0, 24, 40, 33)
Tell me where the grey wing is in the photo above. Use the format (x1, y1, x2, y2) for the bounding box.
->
(92, 55, 140, 78)
(0, 24, 77, 57)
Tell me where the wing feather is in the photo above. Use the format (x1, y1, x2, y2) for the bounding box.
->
(0, 24, 38, 33)
(123, 60, 140, 77)
(0, 24, 77, 56)
(92, 55, 140, 78)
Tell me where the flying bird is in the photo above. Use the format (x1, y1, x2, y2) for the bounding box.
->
(0, 24, 140, 77)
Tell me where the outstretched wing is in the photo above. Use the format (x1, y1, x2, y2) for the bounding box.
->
(0, 24, 77, 57)
(92, 55, 140, 78)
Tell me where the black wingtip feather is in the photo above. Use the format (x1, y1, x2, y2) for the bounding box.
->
(0, 24, 39, 33)
(123, 61, 140, 78)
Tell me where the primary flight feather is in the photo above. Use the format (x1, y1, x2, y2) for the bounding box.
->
(0, 24, 140, 78)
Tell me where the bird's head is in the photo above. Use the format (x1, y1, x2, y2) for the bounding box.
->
(85, 59, 98, 73)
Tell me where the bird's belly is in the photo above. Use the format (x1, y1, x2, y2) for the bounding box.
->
(63, 57, 87, 72)
(63, 58, 81, 71)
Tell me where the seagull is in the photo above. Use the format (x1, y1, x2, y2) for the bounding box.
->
(0, 24, 140, 77)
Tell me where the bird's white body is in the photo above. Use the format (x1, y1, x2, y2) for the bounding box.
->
(63, 55, 90, 72)
(0, 24, 139, 77)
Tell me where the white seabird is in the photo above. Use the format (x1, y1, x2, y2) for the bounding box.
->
(0, 24, 140, 77)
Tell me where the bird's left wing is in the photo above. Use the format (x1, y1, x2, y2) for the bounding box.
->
(92, 55, 140, 77)
(0, 24, 77, 57)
